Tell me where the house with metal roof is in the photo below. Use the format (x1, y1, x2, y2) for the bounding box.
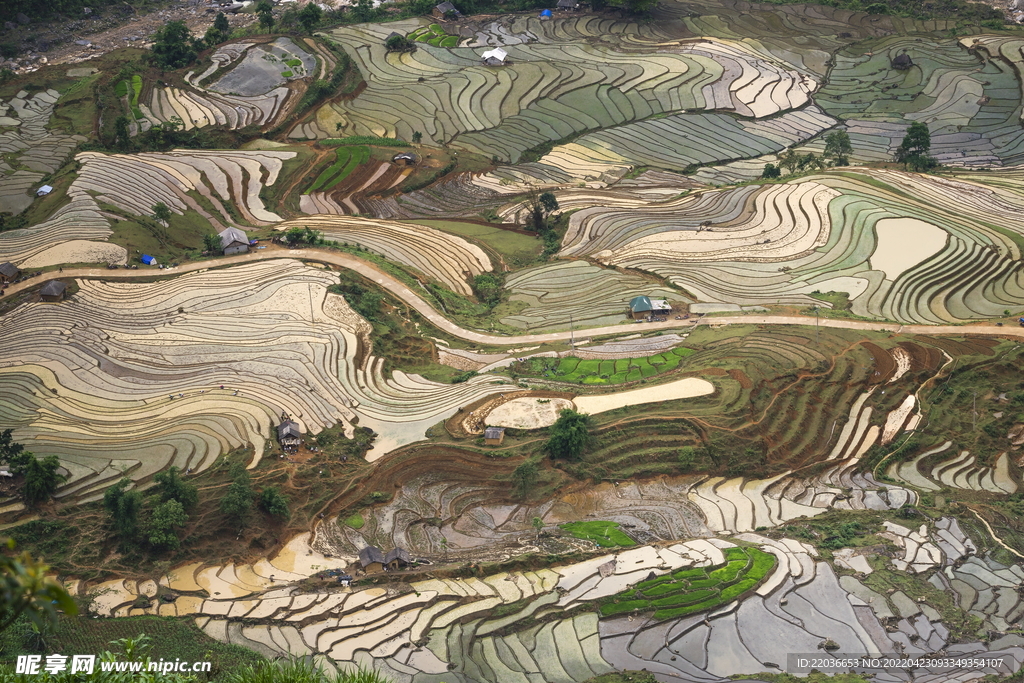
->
(484, 426, 505, 445)
(628, 295, 672, 319)
(358, 546, 386, 573)
(481, 47, 508, 66)
(278, 419, 302, 447)
(0, 262, 20, 283)
(219, 227, 250, 256)
(40, 280, 67, 302)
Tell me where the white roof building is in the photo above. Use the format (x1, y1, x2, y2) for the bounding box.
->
(481, 47, 508, 65)
(37, 185, 53, 196)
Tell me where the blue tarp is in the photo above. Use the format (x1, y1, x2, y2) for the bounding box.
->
(141, 255, 156, 265)
(540, 9, 552, 15)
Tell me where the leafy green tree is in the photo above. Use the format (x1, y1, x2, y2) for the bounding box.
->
(0, 539, 77, 634)
(777, 148, 800, 175)
(760, 163, 781, 179)
(203, 232, 222, 253)
(531, 516, 544, 537)
(823, 130, 853, 166)
(797, 152, 824, 171)
(204, 12, 231, 46)
(151, 202, 172, 222)
(103, 478, 143, 539)
(412, 131, 422, 143)
(256, 0, 276, 30)
(620, 0, 657, 15)
(299, 2, 323, 32)
(259, 487, 290, 520)
(114, 115, 132, 151)
(472, 272, 503, 307)
(220, 464, 255, 527)
(894, 121, 937, 171)
(154, 466, 199, 511)
(148, 499, 188, 549)
(21, 456, 66, 507)
(151, 21, 198, 69)
(511, 460, 538, 497)
(0, 430, 29, 473)
(353, 0, 374, 22)
(545, 409, 594, 461)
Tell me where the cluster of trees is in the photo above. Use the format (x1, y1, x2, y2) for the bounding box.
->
(894, 121, 937, 171)
(284, 226, 325, 246)
(761, 131, 853, 179)
(103, 462, 289, 553)
(103, 467, 196, 550)
(0, 430, 65, 508)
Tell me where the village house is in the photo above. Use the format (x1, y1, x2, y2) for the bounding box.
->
(628, 295, 672, 320)
(40, 280, 67, 302)
(0, 262, 20, 283)
(484, 426, 505, 445)
(218, 227, 251, 256)
(556, 0, 580, 10)
(358, 546, 386, 574)
(385, 548, 412, 570)
(278, 419, 302, 447)
(432, 1, 461, 18)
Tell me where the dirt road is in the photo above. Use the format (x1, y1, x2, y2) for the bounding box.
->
(5, 247, 1023, 345)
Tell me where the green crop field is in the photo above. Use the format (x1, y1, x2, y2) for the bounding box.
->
(521, 346, 695, 385)
(601, 546, 777, 620)
(407, 219, 543, 263)
(560, 520, 636, 547)
(307, 146, 369, 193)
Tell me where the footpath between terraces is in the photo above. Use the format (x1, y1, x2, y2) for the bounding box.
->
(6, 246, 1024, 345)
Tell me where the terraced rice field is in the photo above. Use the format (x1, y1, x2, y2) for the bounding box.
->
(272, 215, 492, 295)
(530, 347, 695, 385)
(0, 89, 87, 214)
(0, 260, 507, 501)
(314, 16, 817, 160)
(501, 260, 683, 331)
(557, 169, 1024, 322)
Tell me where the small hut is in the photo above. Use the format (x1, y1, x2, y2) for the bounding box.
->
(484, 426, 505, 445)
(218, 227, 250, 256)
(278, 419, 302, 447)
(392, 152, 418, 166)
(432, 1, 461, 18)
(481, 47, 508, 66)
(358, 546, 385, 574)
(39, 280, 67, 302)
(892, 52, 913, 70)
(557, 0, 580, 10)
(385, 548, 412, 570)
(0, 262, 20, 283)
(36, 185, 53, 197)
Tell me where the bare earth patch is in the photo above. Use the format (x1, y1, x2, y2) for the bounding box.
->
(573, 377, 715, 415)
(485, 397, 574, 429)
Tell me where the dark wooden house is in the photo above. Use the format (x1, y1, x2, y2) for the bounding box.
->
(40, 280, 67, 302)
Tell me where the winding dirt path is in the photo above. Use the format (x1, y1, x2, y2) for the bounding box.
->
(5, 246, 1024, 344)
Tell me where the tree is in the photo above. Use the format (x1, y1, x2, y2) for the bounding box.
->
(777, 148, 800, 175)
(472, 272, 503, 307)
(256, 0, 275, 31)
(148, 499, 188, 550)
(621, 0, 657, 15)
(511, 460, 538, 497)
(528, 191, 559, 232)
(114, 115, 132, 151)
(220, 464, 255, 527)
(823, 130, 853, 166)
(531, 516, 544, 537)
(545, 409, 594, 461)
(204, 12, 231, 46)
(353, 0, 374, 23)
(0, 539, 77, 634)
(203, 232, 222, 253)
(894, 121, 936, 171)
(259, 487, 290, 520)
(151, 202, 172, 222)
(0, 430, 29, 473)
(412, 131, 422, 144)
(151, 21, 198, 70)
(154, 466, 198, 511)
(103, 478, 143, 539)
(298, 2, 322, 32)
(21, 456, 66, 507)
(760, 163, 781, 179)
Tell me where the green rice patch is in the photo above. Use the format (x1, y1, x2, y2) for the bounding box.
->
(286, 58, 302, 67)
(599, 547, 777, 620)
(439, 35, 459, 47)
(560, 520, 635, 548)
(114, 80, 128, 97)
(307, 145, 370, 193)
(281, 71, 294, 78)
(344, 512, 364, 529)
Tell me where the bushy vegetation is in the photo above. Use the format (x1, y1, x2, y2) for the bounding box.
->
(513, 347, 695, 385)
